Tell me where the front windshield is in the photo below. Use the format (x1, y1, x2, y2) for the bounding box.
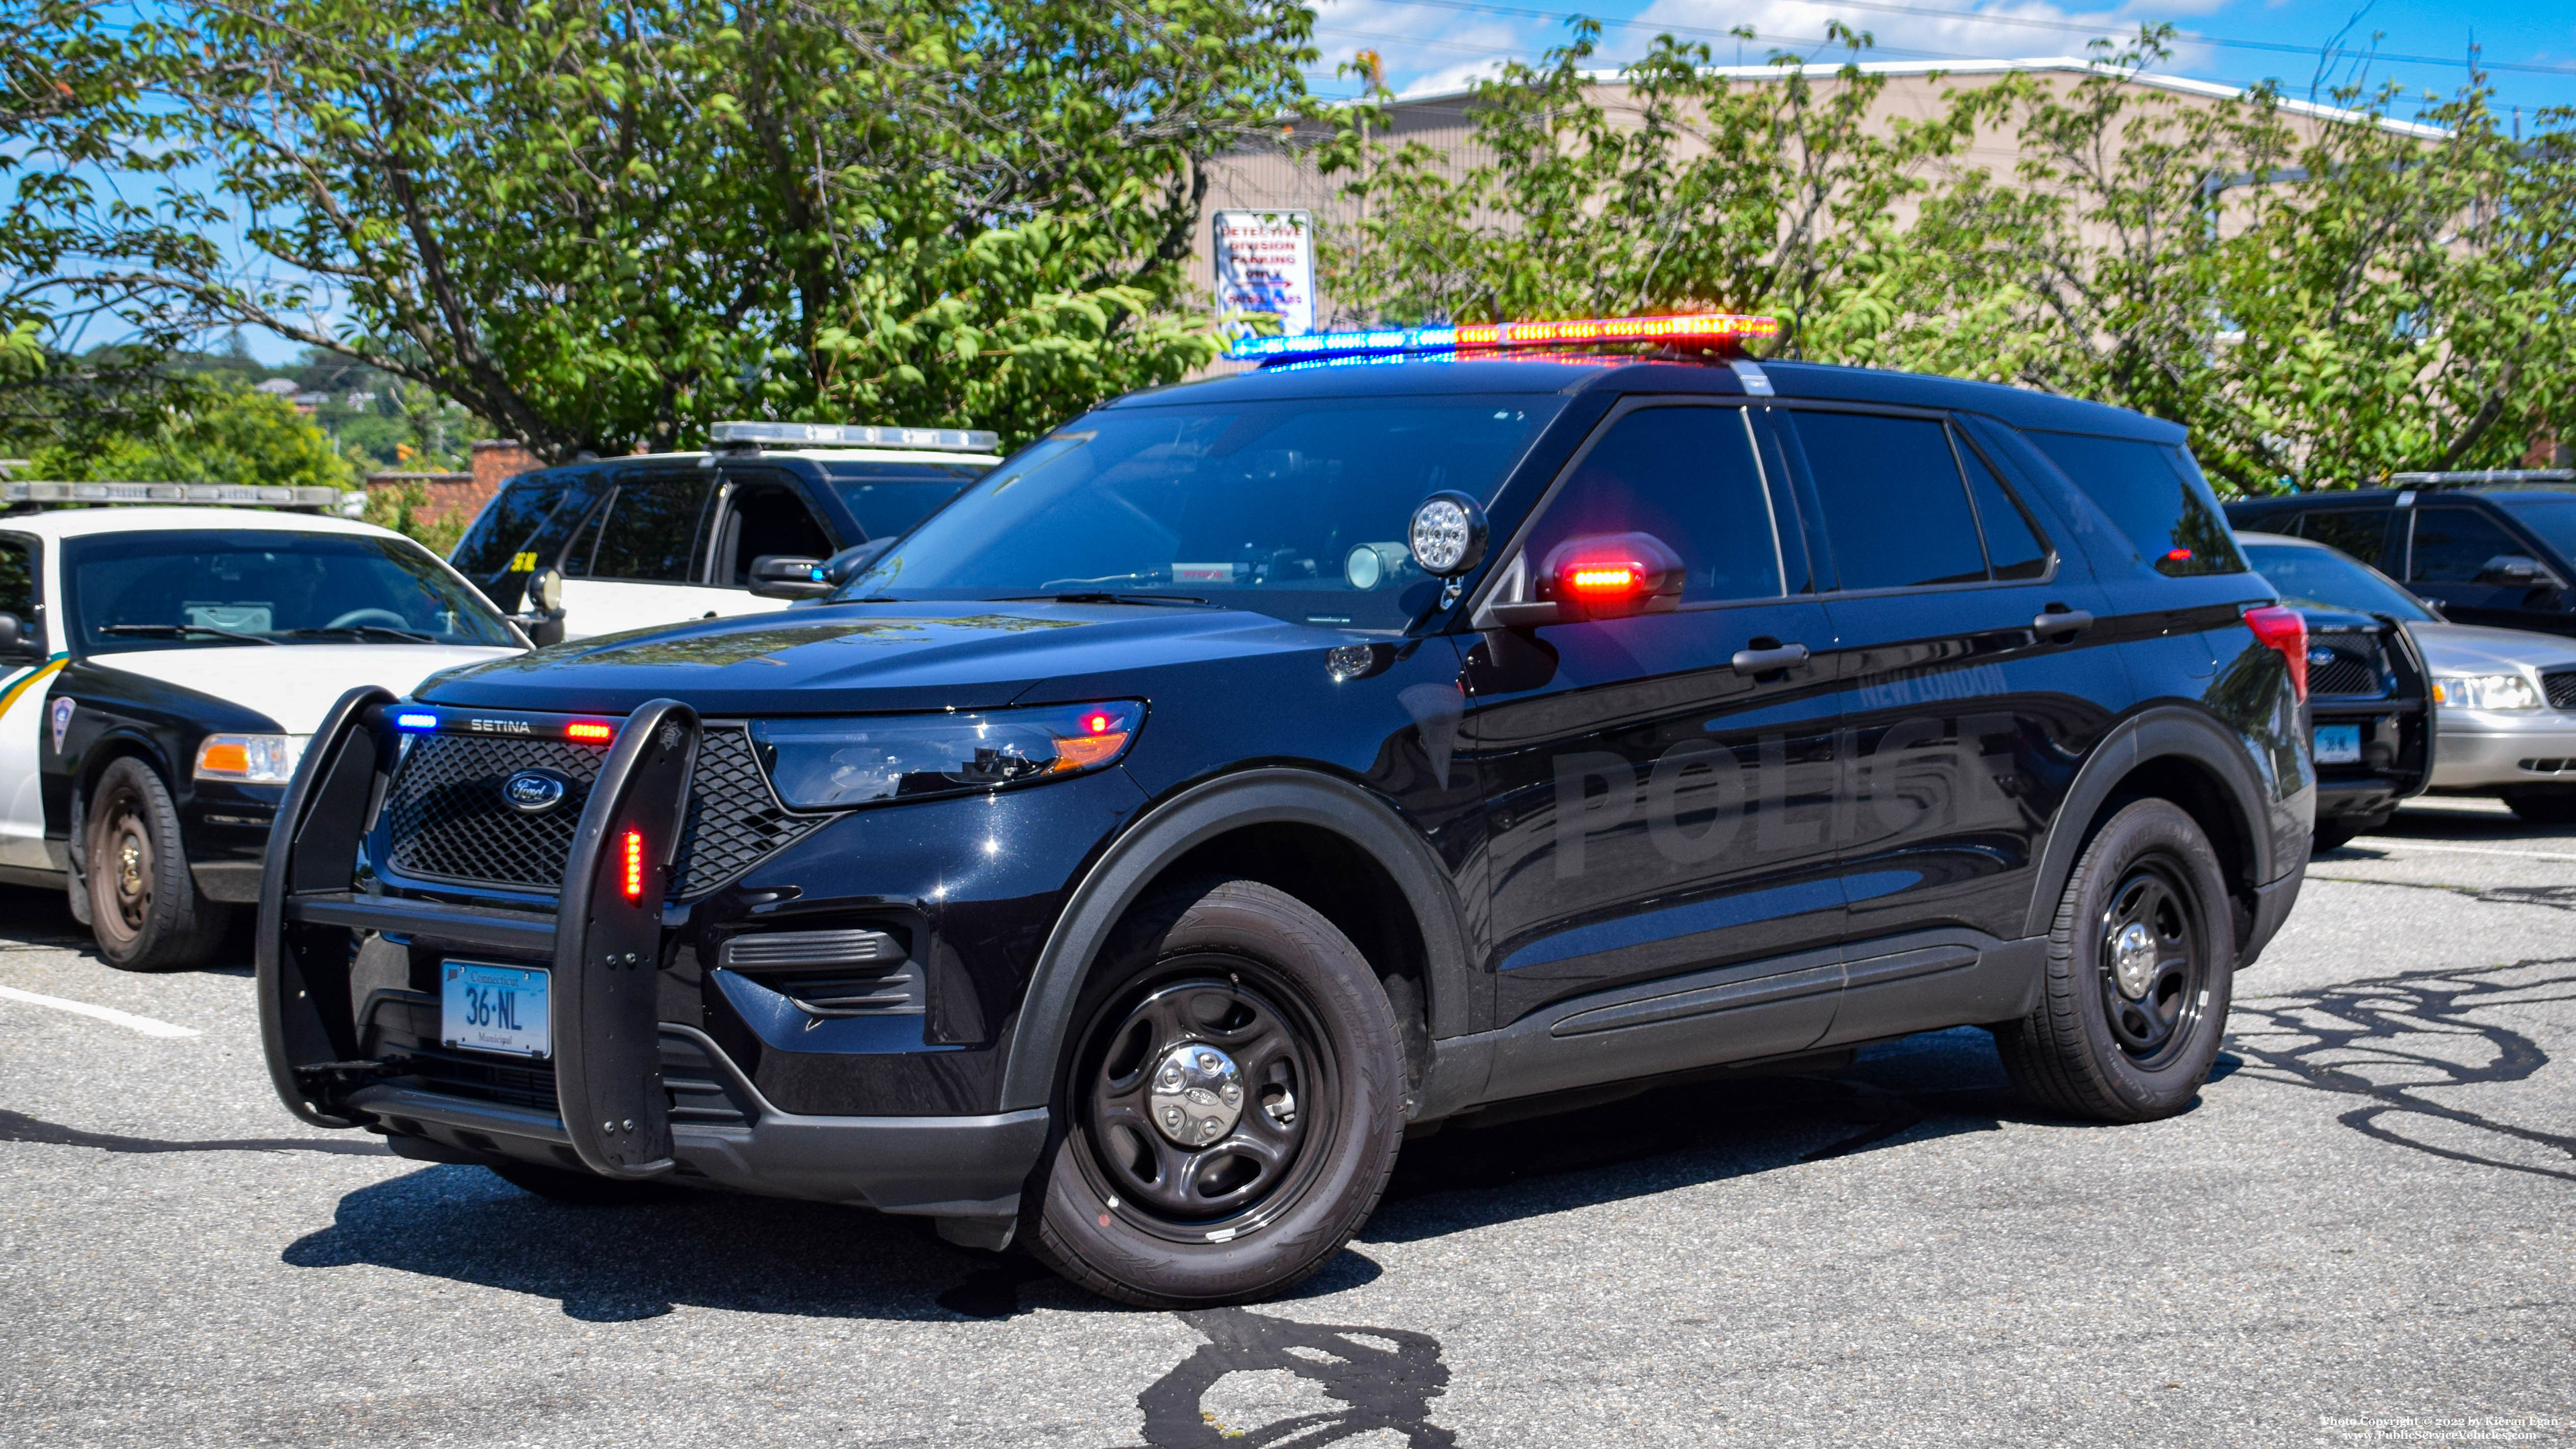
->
(63, 529, 520, 652)
(2240, 539, 2434, 621)
(837, 395, 1566, 630)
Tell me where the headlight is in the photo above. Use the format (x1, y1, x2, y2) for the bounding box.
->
(194, 733, 309, 783)
(2431, 673, 2541, 711)
(751, 701, 1143, 809)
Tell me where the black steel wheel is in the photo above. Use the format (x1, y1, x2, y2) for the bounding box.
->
(1025, 878, 1405, 1307)
(83, 757, 230, 972)
(1079, 972, 1330, 1233)
(1996, 799, 2235, 1123)
(2093, 857, 2210, 1070)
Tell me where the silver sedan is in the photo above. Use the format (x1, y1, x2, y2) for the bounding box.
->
(2238, 532, 2576, 823)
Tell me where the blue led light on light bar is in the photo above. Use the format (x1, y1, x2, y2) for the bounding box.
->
(1227, 313, 1782, 365)
(394, 711, 439, 730)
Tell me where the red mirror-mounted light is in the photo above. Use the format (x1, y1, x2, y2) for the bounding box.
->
(1538, 533, 1686, 620)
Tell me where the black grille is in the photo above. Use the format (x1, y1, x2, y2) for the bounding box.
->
(2308, 633, 2390, 699)
(2544, 669, 2576, 710)
(388, 735, 601, 889)
(384, 725, 825, 899)
(672, 728, 827, 897)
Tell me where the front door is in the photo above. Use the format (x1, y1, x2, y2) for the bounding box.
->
(0, 531, 60, 870)
(2404, 504, 2568, 634)
(555, 466, 779, 639)
(1464, 401, 1843, 1049)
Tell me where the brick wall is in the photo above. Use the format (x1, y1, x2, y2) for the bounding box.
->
(364, 440, 541, 528)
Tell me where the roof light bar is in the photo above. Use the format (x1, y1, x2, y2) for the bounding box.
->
(709, 421, 1000, 453)
(2, 480, 360, 510)
(1228, 313, 1781, 365)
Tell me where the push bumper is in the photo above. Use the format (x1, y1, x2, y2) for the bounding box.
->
(256, 687, 1047, 1232)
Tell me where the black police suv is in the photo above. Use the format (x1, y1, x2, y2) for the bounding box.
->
(2227, 471, 2576, 637)
(258, 322, 2315, 1307)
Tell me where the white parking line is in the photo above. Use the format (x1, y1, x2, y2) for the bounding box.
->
(2365, 841, 2576, 863)
(0, 984, 201, 1038)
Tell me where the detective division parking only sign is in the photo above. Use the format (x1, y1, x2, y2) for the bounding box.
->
(1213, 210, 1315, 340)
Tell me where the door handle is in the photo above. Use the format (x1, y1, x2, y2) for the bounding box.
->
(1731, 642, 1811, 675)
(2032, 608, 2093, 638)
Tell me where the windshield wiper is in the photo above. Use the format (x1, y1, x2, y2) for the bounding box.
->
(283, 625, 438, 644)
(99, 623, 278, 646)
(995, 593, 1214, 608)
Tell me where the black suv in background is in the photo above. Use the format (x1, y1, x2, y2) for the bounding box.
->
(2227, 472, 2576, 637)
(259, 321, 2314, 1308)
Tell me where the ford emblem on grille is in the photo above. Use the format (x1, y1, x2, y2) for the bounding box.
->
(502, 769, 571, 814)
(2307, 646, 2337, 665)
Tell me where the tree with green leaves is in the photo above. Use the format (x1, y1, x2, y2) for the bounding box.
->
(119, 0, 1312, 459)
(20, 377, 356, 490)
(1, 0, 221, 451)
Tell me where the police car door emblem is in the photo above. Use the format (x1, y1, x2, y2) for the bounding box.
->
(49, 696, 72, 754)
(502, 770, 569, 813)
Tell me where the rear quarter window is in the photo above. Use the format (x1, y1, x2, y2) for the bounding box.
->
(2024, 431, 2245, 577)
(452, 471, 591, 576)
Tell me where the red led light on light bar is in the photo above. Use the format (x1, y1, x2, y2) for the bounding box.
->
(567, 721, 614, 743)
(621, 829, 646, 901)
(1452, 313, 1780, 349)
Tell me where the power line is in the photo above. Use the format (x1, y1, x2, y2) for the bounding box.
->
(1318, 0, 2576, 80)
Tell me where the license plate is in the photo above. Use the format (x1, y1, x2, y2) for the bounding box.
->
(441, 961, 551, 1059)
(2313, 724, 2362, 766)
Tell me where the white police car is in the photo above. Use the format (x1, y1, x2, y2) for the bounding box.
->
(0, 487, 528, 969)
(449, 422, 1000, 643)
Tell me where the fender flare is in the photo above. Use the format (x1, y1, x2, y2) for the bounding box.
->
(995, 767, 1476, 1114)
(2019, 704, 2283, 942)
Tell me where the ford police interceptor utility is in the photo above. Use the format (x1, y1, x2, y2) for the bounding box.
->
(256, 314, 2316, 1306)
(449, 422, 998, 644)
(0, 488, 525, 969)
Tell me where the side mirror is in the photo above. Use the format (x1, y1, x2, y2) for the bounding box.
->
(1491, 533, 1686, 626)
(0, 612, 29, 656)
(818, 538, 897, 588)
(2477, 553, 2564, 589)
(748, 553, 831, 599)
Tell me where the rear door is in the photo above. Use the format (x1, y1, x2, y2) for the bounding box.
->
(1465, 400, 1842, 1051)
(1773, 409, 2125, 1019)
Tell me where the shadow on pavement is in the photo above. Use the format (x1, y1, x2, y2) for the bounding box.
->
(0, 882, 256, 975)
(2228, 958, 2576, 1182)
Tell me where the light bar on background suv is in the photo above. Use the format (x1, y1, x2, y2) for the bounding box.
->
(1227, 313, 1782, 365)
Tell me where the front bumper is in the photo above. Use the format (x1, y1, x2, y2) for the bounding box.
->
(2427, 709, 2576, 791)
(255, 688, 1057, 1227)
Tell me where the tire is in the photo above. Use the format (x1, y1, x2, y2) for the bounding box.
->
(1994, 799, 2236, 1123)
(1022, 878, 1406, 1308)
(84, 757, 231, 972)
(488, 1161, 675, 1206)
(2502, 789, 2576, 825)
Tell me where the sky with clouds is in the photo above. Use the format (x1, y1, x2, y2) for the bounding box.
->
(1308, 0, 2576, 119)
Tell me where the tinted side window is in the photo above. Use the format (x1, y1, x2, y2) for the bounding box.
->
(0, 534, 35, 625)
(1523, 406, 1782, 603)
(2409, 506, 2523, 583)
(2297, 508, 2391, 566)
(578, 470, 715, 582)
(1957, 438, 2049, 580)
(1789, 412, 1986, 590)
(452, 473, 577, 575)
(2024, 431, 2245, 576)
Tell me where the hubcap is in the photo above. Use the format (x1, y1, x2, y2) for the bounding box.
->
(2111, 921, 2157, 999)
(1149, 1043, 1245, 1146)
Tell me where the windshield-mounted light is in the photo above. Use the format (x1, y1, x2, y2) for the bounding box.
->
(195, 733, 308, 783)
(2433, 673, 2541, 711)
(751, 701, 1144, 810)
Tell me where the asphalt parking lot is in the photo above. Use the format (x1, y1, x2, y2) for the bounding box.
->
(1, 798, 2569, 1448)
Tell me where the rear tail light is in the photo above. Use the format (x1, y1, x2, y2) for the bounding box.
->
(2244, 605, 2309, 702)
